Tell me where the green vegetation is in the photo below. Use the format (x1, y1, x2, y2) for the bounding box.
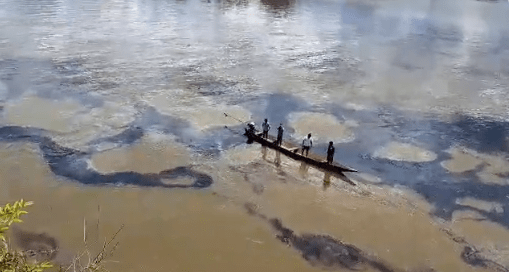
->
(0, 199, 52, 272)
(1, 200, 121, 272)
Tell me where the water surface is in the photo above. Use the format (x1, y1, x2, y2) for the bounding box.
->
(1, 0, 509, 271)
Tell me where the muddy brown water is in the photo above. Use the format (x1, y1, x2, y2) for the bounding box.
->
(2, 0, 509, 271)
(1, 141, 507, 271)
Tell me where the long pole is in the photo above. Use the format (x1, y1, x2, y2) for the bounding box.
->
(223, 112, 247, 124)
(224, 125, 244, 136)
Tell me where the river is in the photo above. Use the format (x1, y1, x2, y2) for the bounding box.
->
(1, 0, 509, 271)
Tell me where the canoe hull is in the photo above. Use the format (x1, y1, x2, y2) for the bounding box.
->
(245, 130, 357, 174)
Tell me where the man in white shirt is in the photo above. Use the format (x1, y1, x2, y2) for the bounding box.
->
(301, 133, 313, 156)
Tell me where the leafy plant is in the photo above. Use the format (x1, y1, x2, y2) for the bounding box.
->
(0, 200, 33, 241)
(0, 199, 53, 272)
(1, 200, 122, 272)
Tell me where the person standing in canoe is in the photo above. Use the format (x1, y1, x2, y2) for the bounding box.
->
(246, 122, 256, 136)
(261, 118, 271, 138)
(301, 133, 313, 156)
(276, 123, 284, 146)
(327, 141, 335, 164)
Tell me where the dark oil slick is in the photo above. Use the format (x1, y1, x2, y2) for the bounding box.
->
(244, 203, 433, 272)
(0, 126, 213, 189)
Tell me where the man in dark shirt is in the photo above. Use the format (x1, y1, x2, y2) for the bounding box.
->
(276, 123, 284, 146)
(245, 122, 256, 137)
(327, 141, 335, 164)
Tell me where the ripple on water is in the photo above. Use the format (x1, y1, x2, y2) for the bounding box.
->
(351, 172, 382, 184)
(52, 101, 138, 149)
(450, 210, 509, 269)
(288, 112, 355, 143)
(142, 89, 208, 115)
(189, 105, 251, 130)
(221, 144, 261, 165)
(254, 182, 478, 272)
(142, 89, 251, 130)
(373, 142, 437, 162)
(90, 133, 191, 174)
(2, 95, 137, 150)
(4, 95, 83, 133)
(0, 80, 7, 101)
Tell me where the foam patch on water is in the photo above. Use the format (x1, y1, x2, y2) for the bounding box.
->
(4, 95, 84, 133)
(343, 102, 371, 111)
(439, 146, 509, 185)
(90, 133, 191, 174)
(455, 197, 504, 214)
(477, 172, 509, 186)
(451, 210, 487, 222)
(473, 153, 509, 185)
(288, 112, 355, 143)
(373, 142, 437, 162)
(441, 147, 483, 173)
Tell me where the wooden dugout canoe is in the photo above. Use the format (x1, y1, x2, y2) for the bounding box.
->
(244, 130, 358, 174)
